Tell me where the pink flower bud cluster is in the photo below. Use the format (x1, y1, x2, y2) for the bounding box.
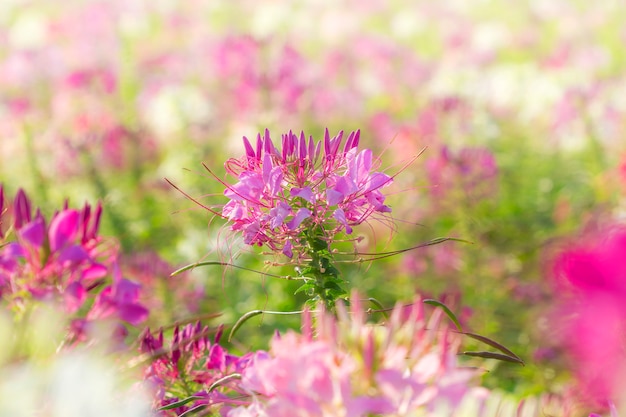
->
(226, 292, 481, 417)
(0, 186, 148, 341)
(222, 129, 393, 258)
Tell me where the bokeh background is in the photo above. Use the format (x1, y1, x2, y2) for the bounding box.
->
(2, 0, 626, 407)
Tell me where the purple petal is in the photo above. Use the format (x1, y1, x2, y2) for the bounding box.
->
(82, 263, 108, 281)
(334, 176, 357, 196)
(353, 149, 373, 182)
(262, 152, 273, 186)
(13, 189, 32, 229)
(333, 209, 352, 234)
(208, 344, 227, 372)
(58, 244, 89, 263)
(113, 278, 142, 303)
(308, 135, 315, 162)
(266, 166, 283, 196)
(323, 128, 331, 156)
(326, 189, 344, 206)
(2, 242, 25, 258)
(87, 288, 116, 320)
(330, 130, 343, 156)
(255, 133, 263, 160)
(299, 131, 306, 160)
(223, 200, 247, 222)
(18, 216, 46, 248)
(49, 210, 80, 252)
(64, 282, 86, 314)
(263, 129, 274, 154)
(287, 208, 312, 230)
(282, 240, 293, 258)
(82, 202, 102, 242)
(291, 187, 315, 203)
(242, 136, 255, 159)
(269, 201, 291, 229)
(118, 303, 149, 325)
(366, 172, 392, 192)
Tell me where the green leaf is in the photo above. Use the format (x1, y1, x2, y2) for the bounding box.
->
(462, 332, 523, 363)
(294, 281, 316, 295)
(423, 299, 463, 331)
(208, 373, 242, 392)
(296, 266, 314, 277)
(158, 396, 204, 410)
(460, 351, 525, 365)
(228, 310, 263, 342)
(178, 404, 209, 417)
(326, 288, 347, 300)
(322, 280, 344, 291)
(310, 237, 328, 252)
(366, 297, 389, 319)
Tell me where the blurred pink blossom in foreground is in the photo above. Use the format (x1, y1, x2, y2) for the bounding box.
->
(225, 291, 484, 417)
(550, 226, 626, 410)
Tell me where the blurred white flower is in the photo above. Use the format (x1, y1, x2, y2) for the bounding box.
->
(0, 351, 153, 417)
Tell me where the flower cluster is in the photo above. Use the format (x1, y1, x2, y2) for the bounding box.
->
(225, 292, 484, 417)
(139, 322, 254, 416)
(221, 129, 393, 258)
(0, 186, 148, 342)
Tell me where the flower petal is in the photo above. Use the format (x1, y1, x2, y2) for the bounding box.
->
(49, 210, 80, 253)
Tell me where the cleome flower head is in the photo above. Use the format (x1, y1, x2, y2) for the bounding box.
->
(221, 129, 393, 258)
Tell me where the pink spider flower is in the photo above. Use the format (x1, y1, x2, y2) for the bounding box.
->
(220, 129, 393, 258)
(227, 291, 481, 417)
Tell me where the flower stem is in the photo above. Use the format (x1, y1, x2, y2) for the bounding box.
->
(298, 227, 347, 310)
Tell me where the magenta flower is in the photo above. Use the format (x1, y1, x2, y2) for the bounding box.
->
(220, 129, 393, 258)
(87, 264, 149, 326)
(0, 187, 148, 344)
(550, 226, 626, 409)
(139, 322, 253, 415)
(0, 200, 110, 306)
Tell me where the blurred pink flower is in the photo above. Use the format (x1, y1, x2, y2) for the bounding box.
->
(550, 226, 626, 409)
(229, 291, 480, 417)
(121, 250, 205, 320)
(0, 193, 111, 305)
(0, 187, 148, 343)
(426, 145, 498, 204)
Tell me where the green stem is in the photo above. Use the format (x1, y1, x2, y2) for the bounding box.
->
(301, 227, 346, 311)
